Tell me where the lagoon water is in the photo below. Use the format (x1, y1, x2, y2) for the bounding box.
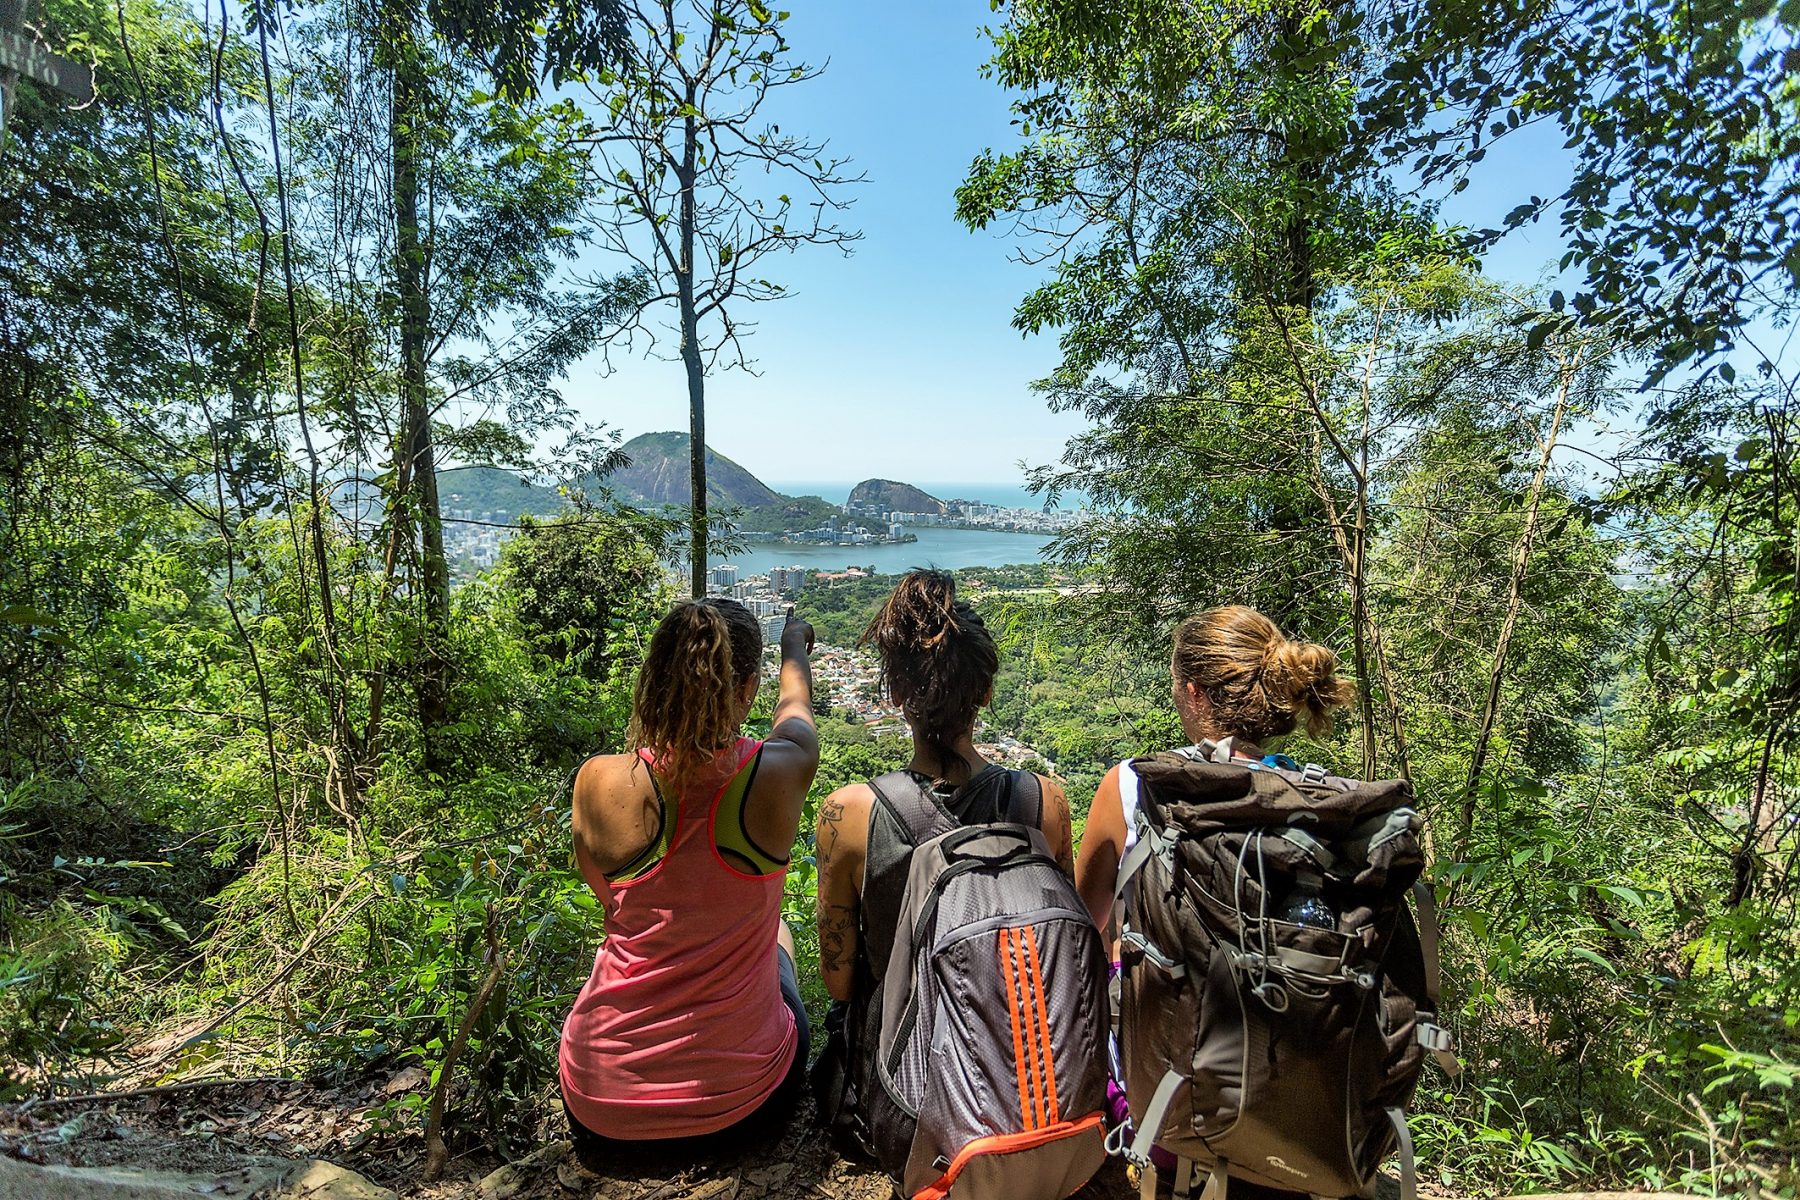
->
(721, 526, 1055, 580)
(765, 480, 1084, 510)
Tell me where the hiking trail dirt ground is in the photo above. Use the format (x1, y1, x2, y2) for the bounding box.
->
(0, 1074, 1478, 1200)
(0, 1075, 1137, 1199)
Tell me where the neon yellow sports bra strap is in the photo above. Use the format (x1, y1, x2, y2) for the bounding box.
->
(713, 745, 790, 876)
(604, 765, 673, 884)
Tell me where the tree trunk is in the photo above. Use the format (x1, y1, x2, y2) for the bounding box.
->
(679, 92, 706, 598)
(1348, 486, 1378, 780)
(683, 332, 706, 599)
(1454, 345, 1581, 857)
(1275, 10, 1320, 314)
(389, 3, 450, 760)
(1272, 6, 1367, 769)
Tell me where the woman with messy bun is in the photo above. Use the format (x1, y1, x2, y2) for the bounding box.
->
(560, 597, 818, 1164)
(808, 570, 1074, 1103)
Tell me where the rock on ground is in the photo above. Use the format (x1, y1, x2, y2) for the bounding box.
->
(0, 1155, 393, 1200)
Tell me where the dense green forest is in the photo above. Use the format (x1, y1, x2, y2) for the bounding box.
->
(2, 0, 1797, 1196)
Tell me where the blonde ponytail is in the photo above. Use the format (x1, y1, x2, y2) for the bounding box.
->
(627, 598, 762, 791)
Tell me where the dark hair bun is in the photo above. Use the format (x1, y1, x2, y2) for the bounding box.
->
(861, 570, 998, 775)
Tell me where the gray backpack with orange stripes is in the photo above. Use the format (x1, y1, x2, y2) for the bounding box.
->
(859, 769, 1110, 1200)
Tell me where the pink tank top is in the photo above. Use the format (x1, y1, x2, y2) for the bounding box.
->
(558, 738, 798, 1139)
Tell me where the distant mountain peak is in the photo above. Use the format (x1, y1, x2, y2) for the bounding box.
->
(611, 431, 784, 510)
(847, 478, 946, 515)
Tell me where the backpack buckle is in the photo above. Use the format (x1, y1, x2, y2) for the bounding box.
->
(1417, 1022, 1462, 1077)
(1299, 762, 1328, 785)
(1416, 1022, 1454, 1052)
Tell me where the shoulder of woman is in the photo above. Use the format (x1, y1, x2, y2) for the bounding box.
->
(752, 727, 817, 782)
(1083, 764, 1128, 833)
(572, 752, 645, 812)
(817, 782, 874, 842)
(821, 780, 875, 817)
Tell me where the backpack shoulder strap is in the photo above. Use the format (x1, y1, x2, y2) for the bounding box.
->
(868, 770, 956, 847)
(1000, 767, 1044, 829)
(860, 771, 957, 984)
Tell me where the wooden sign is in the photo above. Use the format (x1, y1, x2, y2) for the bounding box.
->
(0, 28, 91, 102)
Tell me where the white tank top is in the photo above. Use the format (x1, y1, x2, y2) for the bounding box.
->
(1118, 760, 1142, 856)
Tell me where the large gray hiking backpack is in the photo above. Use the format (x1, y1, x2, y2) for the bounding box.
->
(856, 767, 1111, 1200)
(1110, 741, 1459, 1200)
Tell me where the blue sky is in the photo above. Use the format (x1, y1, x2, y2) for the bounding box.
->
(557, 4, 1577, 487)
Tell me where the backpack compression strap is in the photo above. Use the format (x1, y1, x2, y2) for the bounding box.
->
(1386, 1108, 1417, 1200)
(1126, 1069, 1226, 1200)
(1411, 880, 1460, 1077)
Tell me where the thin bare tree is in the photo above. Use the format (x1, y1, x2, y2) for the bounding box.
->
(579, 0, 859, 596)
(1453, 339, 1587, 856)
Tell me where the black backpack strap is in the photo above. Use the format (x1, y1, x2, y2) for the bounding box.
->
(945, 764, 1041, 827)
(1003, 768, 1044, 829)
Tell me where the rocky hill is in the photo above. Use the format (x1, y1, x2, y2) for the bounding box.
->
(847, 478, 946, 515)
(609, 432, 786, 509)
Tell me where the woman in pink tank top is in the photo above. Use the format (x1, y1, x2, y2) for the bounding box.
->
(559, 597, 818, 1162)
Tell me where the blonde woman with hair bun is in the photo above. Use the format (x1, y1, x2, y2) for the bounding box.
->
(1073, 605, 1355, 1193)
(1077, 603, 1355, 937)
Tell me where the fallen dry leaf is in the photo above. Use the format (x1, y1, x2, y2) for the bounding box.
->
(555, 1157, 593, 1191)
(744, 1164, 793, 1190)
(382, 1067, 428, 1096)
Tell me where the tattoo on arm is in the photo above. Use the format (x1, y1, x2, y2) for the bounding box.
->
(815, 793, 858, 977)
(816, 795, 846, 874)
(818, 795, 846, 838)
(818, 903, 856, 974)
